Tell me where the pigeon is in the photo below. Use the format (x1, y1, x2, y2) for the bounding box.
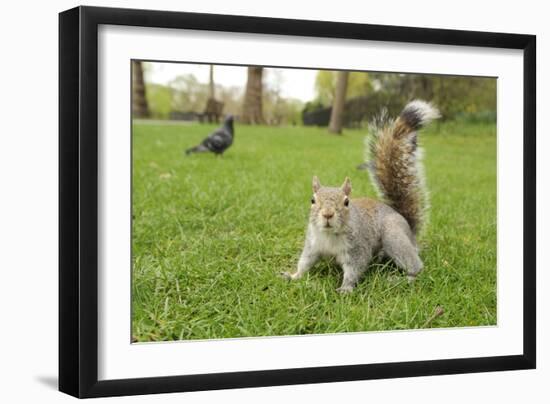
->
(185, 115, 234, 156)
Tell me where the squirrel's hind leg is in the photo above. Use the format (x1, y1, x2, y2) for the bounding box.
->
(382, 229, 423, 282)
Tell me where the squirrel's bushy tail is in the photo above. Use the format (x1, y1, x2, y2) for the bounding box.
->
(366, 100, 440, 234)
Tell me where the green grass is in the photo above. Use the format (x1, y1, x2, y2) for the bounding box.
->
(131, 120, 496, 342)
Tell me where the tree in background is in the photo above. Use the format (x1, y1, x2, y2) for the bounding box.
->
(368, 73, 496, 120)
(241, 67, 265, 124)
(203, 65, 224, 123)
(431, 75, 496, 120)
(260, 69, 303, 125)
(216, 86, 243, 116)
(315, 71, 336, 106)
(145, 84, 171, 120)
(132, 61, 150, 118)
(168, 73, 243, 118)
(263, 91, 304, 125)
(169, 74, 209, 113)
(140, 64, 310, 124)
(304, 71, 497, 128)
(328, 71, 349, 134)
(315, 70, 371, 106)
(208, 65, 215, 99)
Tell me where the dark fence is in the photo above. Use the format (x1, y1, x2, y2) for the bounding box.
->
(303, 94, 411, 128)
(169, 111, 202, 121)
(302, 107, 331, 126)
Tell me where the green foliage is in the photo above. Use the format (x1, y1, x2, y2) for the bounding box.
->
(169, 74, 209, 113)
(305, 73, 497, 127)
(429, 75, 496, 119)
(132, 121, 496, 341)
(453, 110, 497, 124)
(314, 70, 371, 106)
(369, 73, 497, 120)
(263, 93, 304, 125)
(171, 74, 244, 116)
(302, 99, 326, 115)
(314, 70, 335, 105)
(217, 85, 243, 116)
(143, 67, 303, 124)
(145, 84, 171, 120)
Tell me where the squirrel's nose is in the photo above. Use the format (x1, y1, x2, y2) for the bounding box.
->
(322, 211, 334, 219)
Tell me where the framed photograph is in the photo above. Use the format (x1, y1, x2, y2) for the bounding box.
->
(59, 6, 536, 398)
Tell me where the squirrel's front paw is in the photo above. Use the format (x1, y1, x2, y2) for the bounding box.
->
(280, 271, 295, 280)
(407, 274, 417, 284)
(336, 285, 354, 294)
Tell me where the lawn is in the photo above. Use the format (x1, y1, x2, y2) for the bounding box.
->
(131, 120, 497, 342)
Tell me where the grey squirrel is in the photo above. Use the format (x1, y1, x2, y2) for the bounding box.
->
(283, 100, 440, 293)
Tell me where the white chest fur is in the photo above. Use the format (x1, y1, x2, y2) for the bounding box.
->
(310, 226, 348, 258)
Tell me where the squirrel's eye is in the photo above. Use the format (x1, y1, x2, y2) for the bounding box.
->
(311, 197, 315, 204)
(344, 198, 349, 207)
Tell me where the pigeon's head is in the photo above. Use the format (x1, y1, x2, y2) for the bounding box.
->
(309, 176, 352, 233)
(224, 115, 234, 133)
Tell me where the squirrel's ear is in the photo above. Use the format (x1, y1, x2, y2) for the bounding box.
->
(341, 177, 352, 196)
(312, 176, 321, 192)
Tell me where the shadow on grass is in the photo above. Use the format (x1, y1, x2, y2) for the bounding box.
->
(310, 256, 403, 282)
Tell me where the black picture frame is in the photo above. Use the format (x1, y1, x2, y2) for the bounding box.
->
(59, 5, 536, 398)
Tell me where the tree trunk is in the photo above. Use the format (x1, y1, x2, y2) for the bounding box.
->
(328, 71, 349, 134)
(208, 65, 215, 99)
(241, 66, 265, 124)
(204, 65, 220, 123)
(132, 61, 150, 118)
